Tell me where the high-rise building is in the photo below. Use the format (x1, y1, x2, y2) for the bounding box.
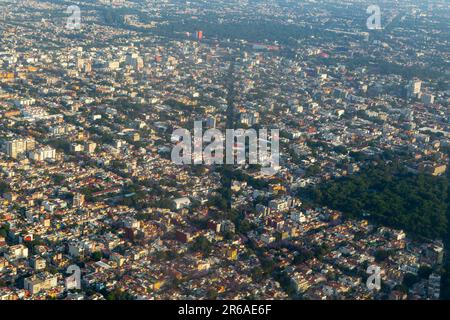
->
(73, 193, 85, 207)
(28, 146, 56, 161)
(76, 57, 84, 70)
(84, 61, 92, 73)
(4, 137, 36, 159)
(407, 79, 422, 98)
(126, 53, 144, 71)
(421, 93, 435, 105)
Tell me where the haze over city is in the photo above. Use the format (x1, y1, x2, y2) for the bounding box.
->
(0, 0, 449, 303)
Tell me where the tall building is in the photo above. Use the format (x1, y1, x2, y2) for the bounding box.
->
(73, 193, 85, 207)
(28, 146, 56, 161)
(407, 79, 422, 98)
(84, 61, 92, 73)
(421, 93, 435, 105)
(76, 57, 84, 70)
(126, 53, 144, 71)
(4, 137, 36, 159)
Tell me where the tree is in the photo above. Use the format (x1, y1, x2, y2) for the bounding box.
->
(304, 164, 449, 239)
(417, 266, 433, 279)
(191, 236, 212, 254)
(0, 224, 8, 238)
(403, 273, 419, 289)
(251, 267, 265, 282)
(392, 284, 408, 293)
(91, 251, 102, 261)
(0, 182, 10, 195)
(260, 257, 276, 275)
(374, 250, 391, 262)
(206, 289, 218, 300)
(107, 288, 134, 300)
(293, 250, 313, 265)
(52, 174, 65, 184)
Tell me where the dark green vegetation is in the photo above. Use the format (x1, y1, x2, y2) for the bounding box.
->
(303, 164, 449, 240)
(304, 159, 450, 299)
(346, 56, 449, 81)
(0, 181, 11, 195)
(190, 236, 213, 254)
(439, 148, 450, 299)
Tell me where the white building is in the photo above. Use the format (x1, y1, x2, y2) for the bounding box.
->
(24, 273, 58, 295)
(173, 197, 191, 210)
(5, 245, 29, 260)
(29, 146, 56, 161)
(421, 93, 435, 105)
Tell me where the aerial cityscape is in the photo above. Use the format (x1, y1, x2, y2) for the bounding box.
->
(0, 0, 449, 302)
